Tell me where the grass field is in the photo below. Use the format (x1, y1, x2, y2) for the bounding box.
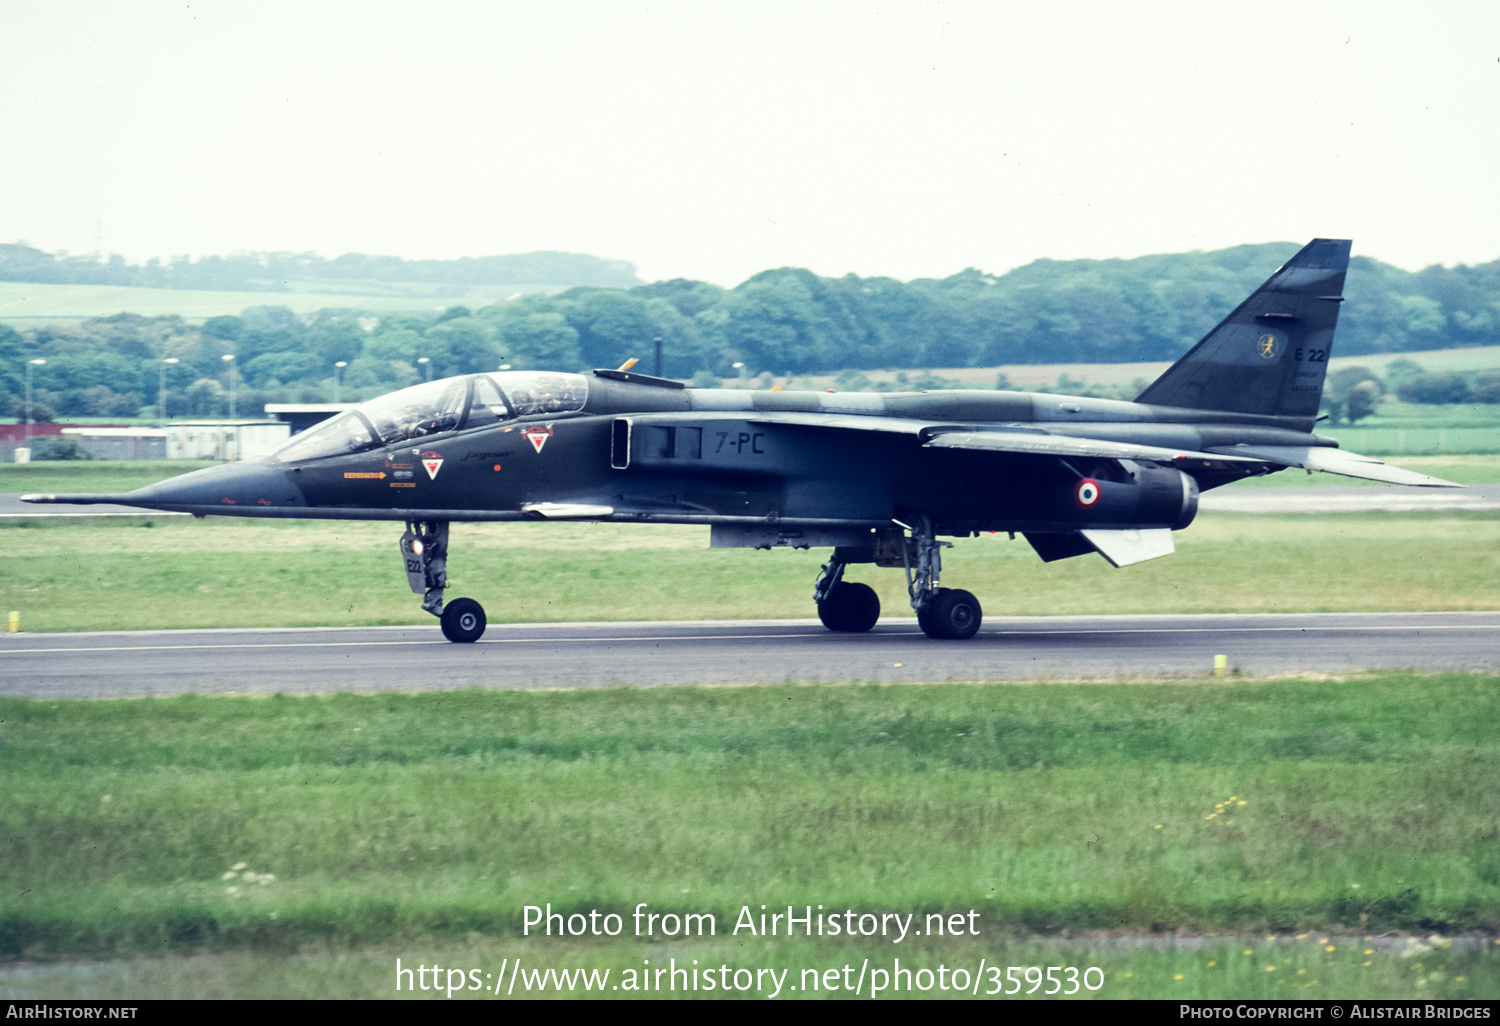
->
(0, 281, 558, 326)
(1, 512, 1498, 633)
(0, 460, 219, 495)
(0, 674, 1497, 998)
(1319, 406, 1500, 457)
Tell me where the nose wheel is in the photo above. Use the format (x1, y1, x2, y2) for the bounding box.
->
(440, 597, 487, 643)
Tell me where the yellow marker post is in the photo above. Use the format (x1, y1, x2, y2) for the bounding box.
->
(8, 611, 18, 633)
(1213, 654, 1227, 676)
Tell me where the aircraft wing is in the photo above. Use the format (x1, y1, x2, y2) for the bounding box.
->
(922, 429, 1261, 468)
(1203, 444, 1462, 487)
(693, 411, 1265, 469)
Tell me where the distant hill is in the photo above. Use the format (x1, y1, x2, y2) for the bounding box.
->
(0, 245, 643, 295)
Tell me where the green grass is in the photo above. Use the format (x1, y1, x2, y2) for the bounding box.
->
(1321, 404, 1500, 456)
(2, 512, 1497, 632)
(0, 460, 218, 495)
(0, 675, 1497, 997)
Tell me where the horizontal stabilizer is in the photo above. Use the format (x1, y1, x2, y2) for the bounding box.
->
(1024, 531, 1098, 563)
(1026, 528, 1177, 567)
(1079, 528, 1176, 568)
(1205, 445, 1462, 487)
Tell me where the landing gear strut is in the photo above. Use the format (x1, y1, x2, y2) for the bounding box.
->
(814, 558, 880, 632)
(900, 514, 982, 640)
(399, 520, 487, 642)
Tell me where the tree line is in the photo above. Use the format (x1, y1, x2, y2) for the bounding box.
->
(0, 244, 642, 292)
(3, 241, 1499, 420)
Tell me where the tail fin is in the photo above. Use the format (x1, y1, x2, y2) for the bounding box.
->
(1135, 239, 1350, 419)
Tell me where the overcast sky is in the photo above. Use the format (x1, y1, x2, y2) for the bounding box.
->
(2, 1, 1497, 285)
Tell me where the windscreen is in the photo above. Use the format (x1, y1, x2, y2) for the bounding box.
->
(360, 377, 470, 445)
(466, 375, 512, 430)
(269, 410, 380, 462)
(492, 371, 588, 417)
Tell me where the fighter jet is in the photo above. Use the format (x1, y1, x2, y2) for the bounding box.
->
(23, 239, 1458, 642)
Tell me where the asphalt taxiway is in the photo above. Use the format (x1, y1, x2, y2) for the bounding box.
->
(2, 611, 1496, 698)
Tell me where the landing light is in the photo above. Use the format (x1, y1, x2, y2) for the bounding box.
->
(412, 540, 424, 555)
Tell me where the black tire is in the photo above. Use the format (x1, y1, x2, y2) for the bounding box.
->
(440, 597, 487, 643)
(916, 599, 937, 637)
(817, 593, 849, 631)
(817, 582, 881, 633)
(926, 588, 982, 640)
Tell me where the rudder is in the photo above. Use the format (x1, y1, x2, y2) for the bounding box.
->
(1135, 238, 1350, 419)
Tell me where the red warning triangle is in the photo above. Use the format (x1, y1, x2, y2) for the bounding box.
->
(422, 458, 443, 480)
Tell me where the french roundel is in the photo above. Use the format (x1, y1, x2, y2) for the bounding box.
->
(1075, 478, 1102, 508)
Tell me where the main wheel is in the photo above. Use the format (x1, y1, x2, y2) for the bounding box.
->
(919, 588, 982, 640)
(817, 582, 881, 633)
(440, 597, 487, 643)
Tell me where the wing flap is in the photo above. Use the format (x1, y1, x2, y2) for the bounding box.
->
(1205, 445, 1462, 487)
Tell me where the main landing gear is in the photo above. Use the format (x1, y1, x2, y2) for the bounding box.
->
(813, 559, 881, 632)
(901, 514, 983, 640)
(812, 515, 983, 640)
(399, 520, 487, 642)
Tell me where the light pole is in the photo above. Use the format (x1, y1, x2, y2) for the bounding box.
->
(159, 357, 179, 420)
(221, 354, 237, 419)
(418, 356, 431, 382)
(334, 361, 347, 403)
(23, 358, 45, 453)
(653, 336, 663, 377)
(732, 361, 745, 387)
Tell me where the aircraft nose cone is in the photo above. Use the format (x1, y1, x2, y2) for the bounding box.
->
(126, 459, 308, 511)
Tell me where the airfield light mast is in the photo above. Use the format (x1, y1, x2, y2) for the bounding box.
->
(418, 356, 431, 382)
(334, 361, 347, 403)
(222, 354, 237, 419)
(158, 357, 179, 421)
(23, 358, 45, 454)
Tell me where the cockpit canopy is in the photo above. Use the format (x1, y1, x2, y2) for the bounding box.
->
(269, 371, 588, 463)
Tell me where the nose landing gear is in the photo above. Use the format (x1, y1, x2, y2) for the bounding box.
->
(399, 520, 488, 642)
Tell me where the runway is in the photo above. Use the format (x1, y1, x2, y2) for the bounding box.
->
(2, 611, 1496, 698)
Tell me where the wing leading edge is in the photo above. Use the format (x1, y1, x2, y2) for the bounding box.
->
(709, 410, 1457, 487)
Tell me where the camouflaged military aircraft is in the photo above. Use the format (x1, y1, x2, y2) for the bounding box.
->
(23, 238, 1459, 642)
